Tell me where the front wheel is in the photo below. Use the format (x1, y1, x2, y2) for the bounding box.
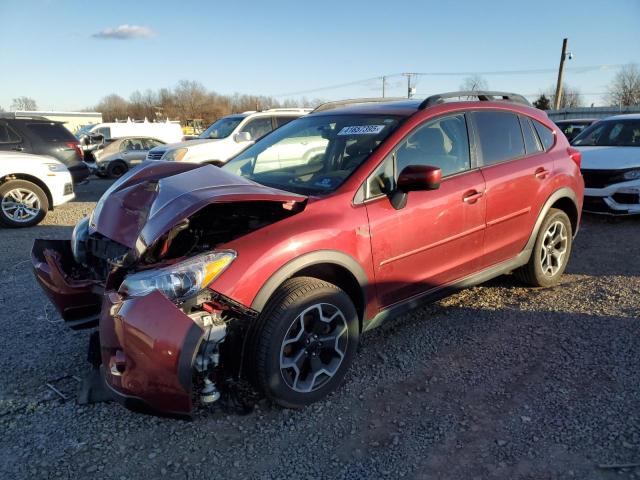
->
(0, 180, 49, 227)
(515, 208, 573, 287)
(250, 277, 359, 408)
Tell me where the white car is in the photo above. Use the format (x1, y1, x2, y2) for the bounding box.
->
(146, 109, 311, 165)
(86, 119, 183, 144)
(574, 114, 640, 215)
(0, 152, 74, 227)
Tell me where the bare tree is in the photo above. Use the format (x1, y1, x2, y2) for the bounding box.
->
(459, 75, 489, 92)
(11, 96, 38, 111)
(87, 81, 324, 125)
(607, 63, 640, 106)
(545, 83, 583, 109)
(95, 94, 130, 122)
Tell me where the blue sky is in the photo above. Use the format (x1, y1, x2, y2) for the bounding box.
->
(1, 0, 638, 110)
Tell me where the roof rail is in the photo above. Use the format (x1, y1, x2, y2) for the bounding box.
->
(313, 97, 407, 113)
(419, 91, 531, 109)
(0, 112, 51, 121)
(264, 108, 313, 113)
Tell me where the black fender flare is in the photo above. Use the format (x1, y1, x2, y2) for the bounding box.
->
(250, 250, 369, 313)
(522, 187, 579, 257)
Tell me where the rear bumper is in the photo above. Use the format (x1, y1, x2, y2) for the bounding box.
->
(584, 179, 640, 215)
(68, 163, 91, 184)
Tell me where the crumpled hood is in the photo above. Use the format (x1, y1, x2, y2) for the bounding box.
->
(577, 146, 640, 170)
(89, 162, 306, 252)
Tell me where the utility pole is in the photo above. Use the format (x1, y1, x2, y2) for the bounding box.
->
(553, 38, 568, 110)
(402, 73, 416, 98)
(382, 76, 386, 98)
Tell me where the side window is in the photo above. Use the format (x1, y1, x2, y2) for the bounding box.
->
(0, 124, 21, 144)
(395, 113, 471, 177)
(142, 138, 163, 150)
(366, 156, 396, 198)
(242, 117, 273, 141)
(474, 111, 525, 165)
(95, 127, 111, 139)
(120, 139, 133, 151)
(275, 116, 296, 128)
(519, 116, 543, 154)
(532, 120, 555, 151)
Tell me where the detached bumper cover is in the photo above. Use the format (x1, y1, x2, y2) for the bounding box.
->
(584, 179, 640, 215)
(31, 239, 102, 328)
(100, 290, 204, 415)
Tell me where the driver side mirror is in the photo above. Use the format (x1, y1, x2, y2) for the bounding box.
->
(390, 165, 442, 210)
(234, 131, 252, 143)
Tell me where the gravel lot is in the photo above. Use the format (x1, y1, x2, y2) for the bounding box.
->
(1, 178, 639, 479)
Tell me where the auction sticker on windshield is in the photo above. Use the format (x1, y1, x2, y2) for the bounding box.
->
(338, 125, 385, 135)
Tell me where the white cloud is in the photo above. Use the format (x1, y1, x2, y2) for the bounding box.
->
(92, 24, 156, 40)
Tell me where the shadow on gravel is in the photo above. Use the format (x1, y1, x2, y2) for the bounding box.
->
(567, 214, 640, 277)
(70, 178, 114, 203)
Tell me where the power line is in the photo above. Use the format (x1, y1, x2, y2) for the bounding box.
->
(272, 64, 625, 97)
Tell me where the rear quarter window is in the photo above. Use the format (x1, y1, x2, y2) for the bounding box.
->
(26, 123, 76, 143)
(473, 111, 525, 166)
(0, 124, 21, 143)
(532, 120, 555, 151)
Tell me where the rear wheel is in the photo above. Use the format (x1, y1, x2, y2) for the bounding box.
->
(106, 161, 128, 178)
(0, 180, 49, 227)
(250, 277, 359, 408)
(515, 208, 572, 287)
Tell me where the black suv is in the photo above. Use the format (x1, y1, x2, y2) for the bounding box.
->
(0, 116, 90, 183)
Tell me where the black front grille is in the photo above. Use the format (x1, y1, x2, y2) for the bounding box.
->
(612, 192, 640, 205)
(63, 183, 73, 195)
(147, 151, 165, 160)
(581, 169, 625, 189)
(583, 196, 612, 213)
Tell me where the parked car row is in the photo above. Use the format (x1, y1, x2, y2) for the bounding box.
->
(568, 114, 640, 215)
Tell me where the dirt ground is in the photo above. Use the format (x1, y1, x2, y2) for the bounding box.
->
(0, 178, 639, 479)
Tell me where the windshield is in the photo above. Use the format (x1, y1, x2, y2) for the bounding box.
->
(199, 116, 244, 139)
(572, 119, 640, 147)
(222, 114, 401, 195)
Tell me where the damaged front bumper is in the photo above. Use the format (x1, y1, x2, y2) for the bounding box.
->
(98, 290, 204, 415)
(32, 239, 253, 416)
(583, 179, 640, 215)
(32, 239, 103, 329)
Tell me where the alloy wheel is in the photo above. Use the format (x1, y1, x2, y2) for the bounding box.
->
(1, 188, 42, 223)
(279, 303, 349, 393)
(540, 220, 568, 277)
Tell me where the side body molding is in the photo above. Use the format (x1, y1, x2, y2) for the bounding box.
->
(250, 250, 369, 313)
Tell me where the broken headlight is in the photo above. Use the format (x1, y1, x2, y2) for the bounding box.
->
(119, 250, 236, 301)
(71, 216, 90, 264)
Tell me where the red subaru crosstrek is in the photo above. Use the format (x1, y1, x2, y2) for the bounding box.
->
(32, 92, 584, 415)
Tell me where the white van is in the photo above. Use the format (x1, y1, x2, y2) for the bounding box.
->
(146, 109, 311, 165)
(88, 119, 183, 144)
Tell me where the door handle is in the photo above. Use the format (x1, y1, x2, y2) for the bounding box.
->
(462, 190, 483, 204)
(535, 167, 550, 179)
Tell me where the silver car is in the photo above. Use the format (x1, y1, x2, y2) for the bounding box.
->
(86, 137, 166, 178)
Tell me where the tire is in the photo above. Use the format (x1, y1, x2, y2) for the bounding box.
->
(515, 208, 573, 287)
(0, 180, 49, 228)
(249, 277, 359, 408)
(106, 161, 128, 178)
(95, 171, 108, 179)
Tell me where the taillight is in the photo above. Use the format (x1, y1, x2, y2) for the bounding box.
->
(66, 141, 84, 160)
(567, 147, 581, 169)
